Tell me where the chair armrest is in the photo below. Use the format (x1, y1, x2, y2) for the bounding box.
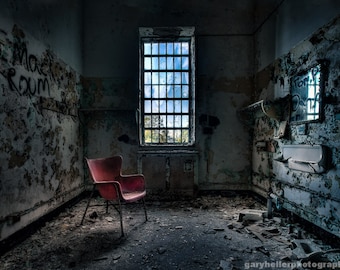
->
(94, 180, 123, 194)
(93, 180, 125, 200)
(118, 174, 146, 192)
(94, 180, 120, 185)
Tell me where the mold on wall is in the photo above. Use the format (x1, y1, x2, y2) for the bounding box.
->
(195, 34, 254, 191)
(252, 15, 340, 237)
(80, 76, 139, 175)
(0, 23, 83, 241)
(82, 0, 264, 194)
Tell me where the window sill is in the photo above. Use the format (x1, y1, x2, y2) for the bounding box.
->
(137, 147, 198, 156)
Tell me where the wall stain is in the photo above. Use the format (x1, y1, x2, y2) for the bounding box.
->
(251, 16, 340, 237)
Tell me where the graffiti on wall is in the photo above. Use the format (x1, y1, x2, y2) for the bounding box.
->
(290, 63, 324, 123)
(0, 25, 78, 115)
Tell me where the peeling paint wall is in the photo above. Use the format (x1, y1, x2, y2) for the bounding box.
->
(82, 0, 264, 194)
(0, 1, 83, 241)
(252, 3, 340, 237)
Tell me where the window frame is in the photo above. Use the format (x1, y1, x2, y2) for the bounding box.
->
(139, 27, 195, 147)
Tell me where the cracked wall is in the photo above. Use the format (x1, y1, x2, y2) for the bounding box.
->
(0, 21, 83, 241)
(252, 14, 340, 237)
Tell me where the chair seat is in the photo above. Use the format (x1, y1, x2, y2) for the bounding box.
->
(81, 156, 147, 236)
(122, 190, 147, 202)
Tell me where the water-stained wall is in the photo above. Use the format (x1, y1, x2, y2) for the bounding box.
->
(0, 1, 83, 241)
(82, 0, 266, 194)
(81, 76, 139, 174)
(252, 10, 340, 237)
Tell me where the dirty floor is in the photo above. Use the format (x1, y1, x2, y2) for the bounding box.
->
(1, 194, 340, 270)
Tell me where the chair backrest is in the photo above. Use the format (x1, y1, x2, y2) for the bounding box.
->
(86, 156, 123, 200)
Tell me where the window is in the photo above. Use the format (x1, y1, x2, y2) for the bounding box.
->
(139, 27, 195, 146)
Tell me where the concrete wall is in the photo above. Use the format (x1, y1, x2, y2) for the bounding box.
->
(82, 0, 262, 195)
(255, 0, 340, 71)
(0, 1, 83, 241)
(252, 0, 340, 237)
(2, 0, 339, 242)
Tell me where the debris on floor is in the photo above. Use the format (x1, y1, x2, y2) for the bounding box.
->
(0, 194, 339, 270)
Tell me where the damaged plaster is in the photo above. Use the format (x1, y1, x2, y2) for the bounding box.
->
(0, 23, 83, 241)
(251, 15, 340, 237)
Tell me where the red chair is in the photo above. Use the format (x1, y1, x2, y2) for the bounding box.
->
(81, 156, 147, 236)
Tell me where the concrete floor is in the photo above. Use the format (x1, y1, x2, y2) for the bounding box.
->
(1, 194, 339, 270)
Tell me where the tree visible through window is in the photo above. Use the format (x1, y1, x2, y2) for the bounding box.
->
(139, 27, 195, 146)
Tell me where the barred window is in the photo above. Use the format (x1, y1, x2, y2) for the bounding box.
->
(139, 27, 195, 146)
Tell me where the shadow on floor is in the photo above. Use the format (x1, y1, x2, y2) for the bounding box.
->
(1, 195, 340, 270)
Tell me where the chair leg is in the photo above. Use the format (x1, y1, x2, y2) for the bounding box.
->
(142, 198, 148, 221)
(113, 185, 124, 237)
(117, 199, 124, 237)
(81, 185, 95, 225)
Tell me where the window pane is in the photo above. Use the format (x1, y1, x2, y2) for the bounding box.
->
(182, 129, 189, 143)
(152, 43, 158, 54)
(167, 57, 173, 69)
(182, 72, 189, 84)
(159, 57, 166, 69)
(144, 130, 151, 143)
(174, 72, 181, 84)
(151, 130, 159, 143)
(144, 72, 151, 84)
(160, 115, 166, 127)
(159, 100, 166, 113)
(167, 72, 173, 84)
(167, 129, 174, 143)
(144, 57, 151, 70)
(144, 43, 151, 55)
(144, 85, 151, 98)
(152, 85, 159, 98)
(182, 57, 189, 70)
(159, 43, 166, 54)
(174, 129, 182, 142)
(182, 42, 189, 54)
(174, 86, 181, 98)
(182, 115, 189, 127)
(174, 42, 181, 55)
(159, 85, 166, 98)
(182, 85, 189, 98)
(159, 72, 166, 84)
(174, 100, 181, 112)
(152, 100, 159, 112)
(167, 86, 173, 98)
(167, 100, 174, 112)
(160, 130, 167, 143)
(167, 115, 174, 127)
(167, 43, 173, 54)
(144, 115, 151, 128)
(144, 101, 151, 113)
(151, 115, 160, 127)
(152, 72, 159, 84)
(182, 100, 189, 113)
(152, 57, 159, 69)
(174, 115, 181, 127)
(174, 57, 181, 70)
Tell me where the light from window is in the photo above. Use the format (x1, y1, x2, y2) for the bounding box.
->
(141, 39, 193, 145)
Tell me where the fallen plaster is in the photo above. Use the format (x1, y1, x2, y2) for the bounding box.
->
(1, 195, 339, 270)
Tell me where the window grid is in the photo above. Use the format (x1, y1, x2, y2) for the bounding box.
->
(142, 40, 192, 145)
(306, 68, 320, 120)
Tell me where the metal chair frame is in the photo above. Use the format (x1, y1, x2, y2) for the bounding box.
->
(81, 156, 147, 236)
